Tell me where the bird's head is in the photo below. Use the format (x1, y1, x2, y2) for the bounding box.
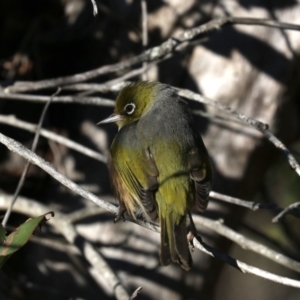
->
(98, 81, 160, 129)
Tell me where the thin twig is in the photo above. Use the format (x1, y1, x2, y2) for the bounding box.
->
(0, 92, 115, 106)
(176, 88, 300, 177)
(90, 0, 98, 16)
(193, 237, 300, 288)
(129, 286, 143, 300)
(210, 191, 261, 210)
(273, 202, 300, 223)
(4, 16, 300, 93)
(209, 191, 299, 217)
(0, 114, 107, 163)
(193, 215, 300, 274)
(2, 88, 61, 227)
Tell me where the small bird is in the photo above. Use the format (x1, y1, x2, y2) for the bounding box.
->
(98, 81, 212, 270)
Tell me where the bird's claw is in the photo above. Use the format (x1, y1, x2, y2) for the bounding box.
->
(114, 206, 126, 223)
(187, 230, 202, 252)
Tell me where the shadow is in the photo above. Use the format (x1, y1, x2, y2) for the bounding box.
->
(202, 26, 292, 84)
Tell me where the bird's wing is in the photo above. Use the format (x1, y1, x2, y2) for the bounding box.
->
(110, 125, 159, 221)
(187, 146, 212, 211)
(123, 148, 159, 220)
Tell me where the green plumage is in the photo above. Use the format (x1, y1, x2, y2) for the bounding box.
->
(99, 81, 212, 270)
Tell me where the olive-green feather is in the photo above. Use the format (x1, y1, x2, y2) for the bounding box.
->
(110, 121, 159, 220)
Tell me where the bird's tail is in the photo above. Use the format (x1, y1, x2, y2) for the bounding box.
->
(159, 214, 192, 271)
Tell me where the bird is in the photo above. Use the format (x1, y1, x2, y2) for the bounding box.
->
(98, 81, 212, 270)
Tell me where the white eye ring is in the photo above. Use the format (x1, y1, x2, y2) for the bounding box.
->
(124, 103, 136, 115)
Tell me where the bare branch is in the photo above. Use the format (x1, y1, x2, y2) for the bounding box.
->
(4, 16, 300, 93)
(193, 215, 300, 273)
(209, 191, 300, 219)
(193, 237, 300, 289)
(0, 114, 107, 163)
(210, 191, 260, 210)
(0, 92, 115, 106)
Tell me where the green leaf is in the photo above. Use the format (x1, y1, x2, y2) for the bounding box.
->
(0, 212, 54, 267)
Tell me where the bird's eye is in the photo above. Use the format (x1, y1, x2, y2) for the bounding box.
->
(124, 103, 136, 115)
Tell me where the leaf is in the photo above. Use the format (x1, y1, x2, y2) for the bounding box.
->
(0, 223, 5, 244)
(0, 212, 54, 267)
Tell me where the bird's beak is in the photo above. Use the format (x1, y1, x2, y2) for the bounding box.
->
(97, 114, 123, 125)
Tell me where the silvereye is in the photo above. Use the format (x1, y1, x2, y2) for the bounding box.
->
(98, 81, 212, 271)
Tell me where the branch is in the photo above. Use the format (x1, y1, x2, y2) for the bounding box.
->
(193, 215, 300, 273)
(0, 114, 107, 163)
(193, 237, 300, 289)
(4, 16, 300, 93)
(0, 92, 115, 107)
(209, 191, 300, 219)
(210, 191, 261, 210)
